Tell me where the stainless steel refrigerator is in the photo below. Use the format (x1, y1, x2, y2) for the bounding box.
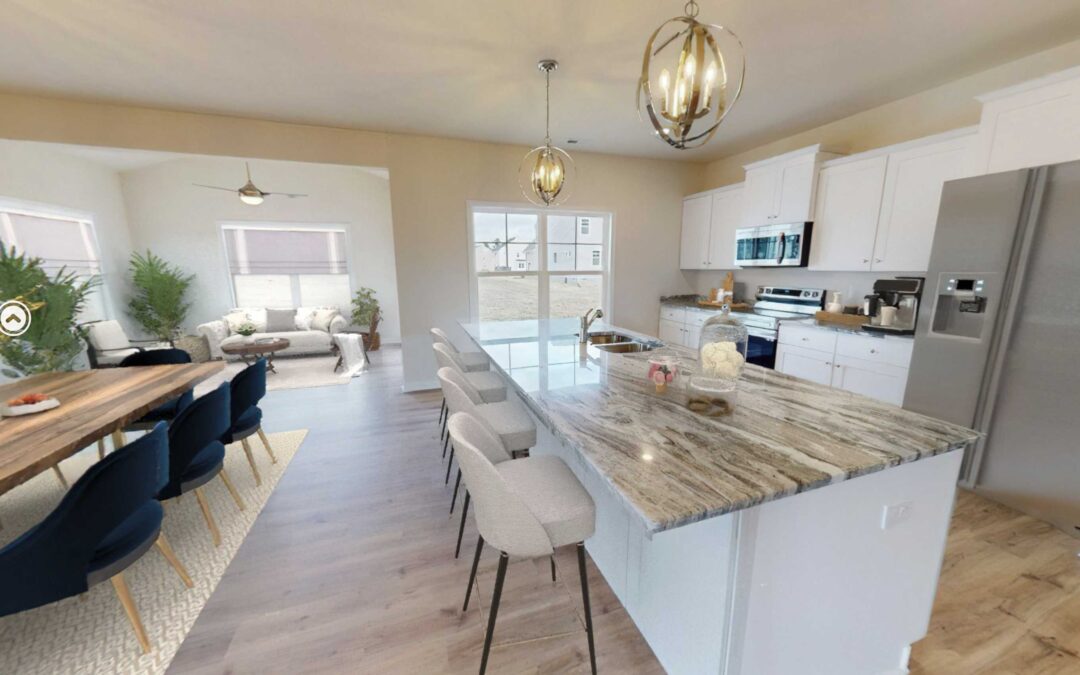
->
(904, 159, 1080, 537)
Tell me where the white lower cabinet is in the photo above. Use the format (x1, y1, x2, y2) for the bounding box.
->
(775, 344, 834, 386)
(777, 323, 912, 405)
(659, 318, 684, 344)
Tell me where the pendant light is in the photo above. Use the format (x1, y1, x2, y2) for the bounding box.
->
(519, 59, 576, 207)
(637, 0, 746, 150)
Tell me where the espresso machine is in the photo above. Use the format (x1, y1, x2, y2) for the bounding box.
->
(862, 277, 923, 335)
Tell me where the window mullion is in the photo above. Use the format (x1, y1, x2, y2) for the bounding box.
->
(538, 211, 550, 320)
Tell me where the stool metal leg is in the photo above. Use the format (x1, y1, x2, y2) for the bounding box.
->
(455, 491, 470, 559)
(445, 446, 454, 484)
(480, 552, 509, 675)
(463, 534, 484, 611)
(550, 556, 557, 583)
(450, 469, 462, 513)
(577, 543, 598, 675)
(442, 433, 450, 459)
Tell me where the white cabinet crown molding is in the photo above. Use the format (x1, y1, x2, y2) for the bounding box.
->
(975, 64, 1080, 103)
(818, 126, 977, 170)
(741, 143, 842, 171)
(683, 181, 744, 202)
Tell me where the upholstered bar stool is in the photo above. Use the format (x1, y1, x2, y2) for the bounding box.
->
(431, 327, 491, 440)
(433, 343, 506, 403)
(448, 412, 598, 675)
(437, 366, 535, 474)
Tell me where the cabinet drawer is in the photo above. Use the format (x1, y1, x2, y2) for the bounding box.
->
(686, 310, 718, 328)
(660, 306, 686, 323)
(778, 324, 838, 353)
(835, 333, 913, 368)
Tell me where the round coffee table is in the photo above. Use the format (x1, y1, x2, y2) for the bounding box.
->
(221, 338, 290, 373)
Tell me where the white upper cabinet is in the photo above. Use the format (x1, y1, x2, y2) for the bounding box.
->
(970, 66, 1080, 175)
(680, 195, 712, 269)
(872, 135, 969, 271)
(680, 184, 743, 270)
(707, 186, 744, 268)
(808, 129, 974, 272)
(810, 155, 888, 271)
(741, 145, 840, 228)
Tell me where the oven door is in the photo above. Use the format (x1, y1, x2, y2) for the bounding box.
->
(746, 328, 778, 369)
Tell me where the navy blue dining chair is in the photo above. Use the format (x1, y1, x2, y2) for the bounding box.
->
(100, 348, 195, 461)
(0, 424, 192, 654)
(223, 358, 277, 486)
(161, 383, 245, 547)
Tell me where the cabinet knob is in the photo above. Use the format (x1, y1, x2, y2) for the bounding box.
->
(801, 337, 808, 341)
(875, 258, 882, 263)
(826, 362, 832, 366)
(870, 348, 877, 354)
(863, 258, 869, 263)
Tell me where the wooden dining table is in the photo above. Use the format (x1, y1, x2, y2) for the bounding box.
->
(0, 363, 223, 495)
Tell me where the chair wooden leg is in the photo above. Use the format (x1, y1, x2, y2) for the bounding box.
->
(97, 438, 106, 460)
(219, 468, 246, 511)
(240, 438, 262, 486)
(155, 534, 194, 589)
(463, 534, 483, 611)
(255, 427, 277, 464)
(455, 491, 470, 559)
(110, 573, 151, 654)
(480, 552, 509, 675)
(52, 466, 69, 489)
(577, 543, 598, 675)
(194, 487, 222, 547)
(111, 430, 126, 450)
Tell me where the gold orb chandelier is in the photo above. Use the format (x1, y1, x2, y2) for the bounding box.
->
(519, 59, 576, 207)
(637, 0, 746, 150)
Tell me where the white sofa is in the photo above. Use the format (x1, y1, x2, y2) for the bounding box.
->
(197, 307, 348, 361)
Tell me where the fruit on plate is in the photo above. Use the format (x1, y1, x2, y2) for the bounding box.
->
(7, 393, 50, 406)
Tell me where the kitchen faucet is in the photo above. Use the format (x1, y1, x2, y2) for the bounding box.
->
(579, 308, 604, 343)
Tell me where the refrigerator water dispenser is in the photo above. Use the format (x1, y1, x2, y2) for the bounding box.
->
(930, 273, 990, 339)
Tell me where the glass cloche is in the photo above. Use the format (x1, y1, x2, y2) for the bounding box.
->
(693, 306, 748, 395)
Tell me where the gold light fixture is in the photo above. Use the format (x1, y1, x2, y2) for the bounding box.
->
(519, 59, 575, 207)
(637, 0, 746, 150)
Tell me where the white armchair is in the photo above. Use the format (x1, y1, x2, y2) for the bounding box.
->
(80, 320, 165, 367)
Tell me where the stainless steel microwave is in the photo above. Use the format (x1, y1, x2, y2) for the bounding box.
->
(734, 222, 813, 267)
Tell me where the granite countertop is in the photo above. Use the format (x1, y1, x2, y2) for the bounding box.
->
(780, 316, 916, 340)
(460, 319, 978, 534)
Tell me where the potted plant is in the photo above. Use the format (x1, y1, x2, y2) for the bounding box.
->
(351, 287, 381, 351)
(235, 321, 257, 343)
(127, 251, 194, 346)
(0, 246, 98, 377)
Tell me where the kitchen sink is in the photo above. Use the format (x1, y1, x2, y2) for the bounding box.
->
(581, 331, 637, 345)
(593, 341, 656, 353)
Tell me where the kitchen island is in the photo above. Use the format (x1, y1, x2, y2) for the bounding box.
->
(461, 318, 978, 675)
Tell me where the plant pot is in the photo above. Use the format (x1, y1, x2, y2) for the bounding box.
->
(174, 334, 210, 363)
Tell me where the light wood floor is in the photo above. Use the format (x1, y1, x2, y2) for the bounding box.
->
(168, 347, 1080, 674)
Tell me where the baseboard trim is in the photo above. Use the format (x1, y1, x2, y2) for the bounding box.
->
(402, 377, 438, 393)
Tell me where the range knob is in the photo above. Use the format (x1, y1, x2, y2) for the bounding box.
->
(802, 290, 810, 297)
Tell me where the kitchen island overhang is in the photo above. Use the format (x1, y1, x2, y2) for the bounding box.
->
(460, 318, 977, 675)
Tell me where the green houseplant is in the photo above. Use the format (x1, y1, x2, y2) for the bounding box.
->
(351, 287, 379, 327)
(127, 251, 194, 345)
(0, 245, 97, 377)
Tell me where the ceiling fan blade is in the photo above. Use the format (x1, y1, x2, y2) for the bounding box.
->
(192, 183, 238, 192)
(265, 192, 309, 199)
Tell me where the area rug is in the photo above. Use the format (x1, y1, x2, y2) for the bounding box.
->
(0, 429, 309, 675)
(194, 354, 354, 396)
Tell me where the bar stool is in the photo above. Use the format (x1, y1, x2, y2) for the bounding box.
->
(431, 327, 491, 441)
(448, 411, 598, 675)
(433, 343, 506, 403)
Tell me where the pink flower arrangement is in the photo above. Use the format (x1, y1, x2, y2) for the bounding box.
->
(648, 360, 677, 393)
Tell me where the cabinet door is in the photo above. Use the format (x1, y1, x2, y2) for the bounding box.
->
(680, 196, 713, 269)
(707, 186, 744, 267)
(872, 137, 968, 272)
(809, 156, 887, 271)
(685, 325, 702, 350)
(976, 76, 1080, 174)
(775, 344, 834, 386)
(741, 164, 780, 227)
(832, 355, 909, 405)
(775, 158, 817, 224)
(659, 319, 684, 345)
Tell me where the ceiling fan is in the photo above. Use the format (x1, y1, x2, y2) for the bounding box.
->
(192, 162, 307, 205)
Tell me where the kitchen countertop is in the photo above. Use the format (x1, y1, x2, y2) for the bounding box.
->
(460, 318, 977, 533)
(780, 316, 916, 339)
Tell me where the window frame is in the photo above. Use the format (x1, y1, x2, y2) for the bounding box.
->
(219, 221, 354, 309)
(0, 196, 112, 321)
(466, 202, 613, 323)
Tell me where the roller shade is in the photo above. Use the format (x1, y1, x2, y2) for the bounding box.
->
(1, 212, 101, 275)
(223, 226, 346, 275)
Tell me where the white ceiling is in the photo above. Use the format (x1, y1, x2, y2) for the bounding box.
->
(1, 0, 1078, 161)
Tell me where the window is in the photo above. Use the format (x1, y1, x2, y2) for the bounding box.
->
(469, 206, 610, 322)
(0, 203, 107, 322)
(222, 225, 351, 309)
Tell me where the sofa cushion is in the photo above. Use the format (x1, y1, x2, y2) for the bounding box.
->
(87, 320, 131, 351)
(296, 306, 338, 330)
(265, 308, 296, 333)
(230, 308, 267, 332)
(311, 308, 338, 332)
(223, 310, 250, 333)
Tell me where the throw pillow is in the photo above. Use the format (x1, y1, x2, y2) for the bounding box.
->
(88, 320, 131, 351)
(311, 308, 338, 332)
(265, 308, 296, 333)
(223, 310, 250, 334)
(295, 306, 316, 330)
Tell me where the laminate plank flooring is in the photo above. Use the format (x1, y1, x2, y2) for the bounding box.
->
(168, 348, 662, 674)
(168, 347, 1080, 674)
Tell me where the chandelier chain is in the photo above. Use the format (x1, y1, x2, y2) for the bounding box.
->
(544, 68, 552, 146)
(684, 0, 700, 18)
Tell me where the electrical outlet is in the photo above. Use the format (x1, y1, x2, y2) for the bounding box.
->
(881, 501, 913, 530)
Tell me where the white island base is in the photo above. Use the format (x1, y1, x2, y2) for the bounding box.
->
(531, 419, 961, 675)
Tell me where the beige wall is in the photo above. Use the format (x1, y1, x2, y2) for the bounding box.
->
(702, 39, 1080, 189)
(0, 94, 701, 387)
